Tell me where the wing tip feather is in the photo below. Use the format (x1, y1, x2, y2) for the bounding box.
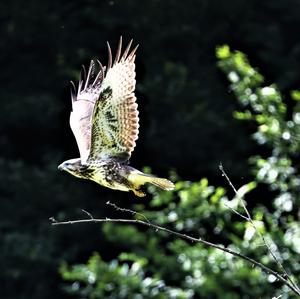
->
(107, 41, 112, 70)
(113, 36, 123, 66)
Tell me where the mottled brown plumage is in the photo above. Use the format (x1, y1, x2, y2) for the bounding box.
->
(58, 37, 174, 196)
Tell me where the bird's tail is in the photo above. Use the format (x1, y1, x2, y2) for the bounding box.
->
(128, 171, 175, 191)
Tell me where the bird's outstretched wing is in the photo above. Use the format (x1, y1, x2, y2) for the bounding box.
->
(88, 38, 139, 162)
(69, 59, 106, 164)
(69, 37, 139, 164)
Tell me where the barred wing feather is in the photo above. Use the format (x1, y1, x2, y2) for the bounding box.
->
(88, 39, 139, 162)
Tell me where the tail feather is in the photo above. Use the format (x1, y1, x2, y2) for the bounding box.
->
(128, 172, 175, 191)
(147, 177, 175, 190)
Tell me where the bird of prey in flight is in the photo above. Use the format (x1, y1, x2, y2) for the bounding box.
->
(58, 37, 174, 197)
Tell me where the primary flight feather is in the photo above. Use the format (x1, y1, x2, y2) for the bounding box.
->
(58, 37, 174, 197)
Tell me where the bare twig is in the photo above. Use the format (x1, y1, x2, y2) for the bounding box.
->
(219, 163, 300, 294)
(223, 202, 250, 222)
(82, 209, 94, 219)
(106, 201, 150, 224)
(50, 205, 300, 297)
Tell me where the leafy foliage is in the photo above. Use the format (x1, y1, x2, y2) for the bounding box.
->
(217, 45, 300, 253)
(61, 253, 192, 299)
(217, 45, 300, 199)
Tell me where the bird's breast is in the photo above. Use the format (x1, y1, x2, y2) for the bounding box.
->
(89, 161, 130, 191)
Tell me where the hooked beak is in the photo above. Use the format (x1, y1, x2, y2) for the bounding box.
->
(58, 163, 65, 171)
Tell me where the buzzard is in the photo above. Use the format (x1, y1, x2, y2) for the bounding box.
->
(58, 37, 174, 197)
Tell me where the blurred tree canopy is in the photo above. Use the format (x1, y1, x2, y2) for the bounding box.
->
(1, 0, 300, 298)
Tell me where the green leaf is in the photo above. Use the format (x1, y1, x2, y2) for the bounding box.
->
(216, 45, 231, 59)
(291, 90, 300, 101)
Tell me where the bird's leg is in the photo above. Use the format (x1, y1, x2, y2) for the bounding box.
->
(132, 188, 146, 197)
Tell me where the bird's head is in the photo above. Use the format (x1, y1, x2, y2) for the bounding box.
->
(58, 158, 88, 179)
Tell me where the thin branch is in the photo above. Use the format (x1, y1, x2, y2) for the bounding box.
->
(223, 202, 250, 222)
(81, 209, 94, 219)
(219, 163, 251, 220)
(219, 163, 300, 294)
(50, 207, 300, 297)
(106, 201, 150, 224)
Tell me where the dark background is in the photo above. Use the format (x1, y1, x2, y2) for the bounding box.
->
(1, 0, 300, 298)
